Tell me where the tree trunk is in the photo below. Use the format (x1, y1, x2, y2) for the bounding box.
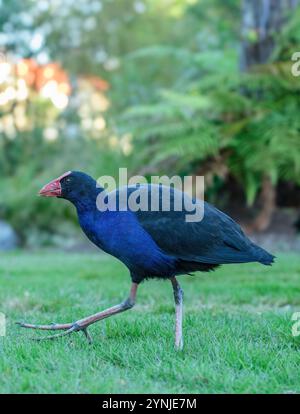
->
(247, 175, 276, 232)
(241, 0, 299, 70)
(240, 0, 299, 232)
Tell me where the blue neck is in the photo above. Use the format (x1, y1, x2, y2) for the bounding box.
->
(69, 187, 104, 214)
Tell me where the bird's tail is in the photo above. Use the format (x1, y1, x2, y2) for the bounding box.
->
(251, 244, 275, 265)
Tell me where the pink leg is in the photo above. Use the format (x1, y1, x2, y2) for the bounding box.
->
(171, 277, 183, 350)
(17, 283, 138, 342)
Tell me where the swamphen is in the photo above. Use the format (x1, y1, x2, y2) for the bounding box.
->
(18, 171, 274, 349)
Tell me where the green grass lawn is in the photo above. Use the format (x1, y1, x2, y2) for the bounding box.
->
(0, 251, 300, 393)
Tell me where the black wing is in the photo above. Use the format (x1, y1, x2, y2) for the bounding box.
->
(126, 184, 274, 266)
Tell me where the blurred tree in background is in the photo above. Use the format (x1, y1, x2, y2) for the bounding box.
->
(0, 0, 300, 244)
(120, 0, 300, 231)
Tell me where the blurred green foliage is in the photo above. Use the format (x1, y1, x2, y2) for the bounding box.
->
(0, 135, 124, 243)
(0, 0, 300, 242)
(119, 4, 300, 206)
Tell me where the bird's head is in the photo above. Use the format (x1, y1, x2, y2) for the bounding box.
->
(39, 171, 99, 205)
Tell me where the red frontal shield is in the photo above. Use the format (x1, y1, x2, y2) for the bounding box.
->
(39, 171, 71, 197)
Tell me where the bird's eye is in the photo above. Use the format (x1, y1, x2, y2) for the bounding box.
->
(65, 177, 72, 183)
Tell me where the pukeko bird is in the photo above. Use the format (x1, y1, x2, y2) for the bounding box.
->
(18, 171, 274, 349)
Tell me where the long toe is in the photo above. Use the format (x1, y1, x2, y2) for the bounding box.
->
(31, 325, 78, 341)
(16, 321, 73, 331)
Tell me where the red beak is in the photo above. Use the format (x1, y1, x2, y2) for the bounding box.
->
(39, 171, 71, 197)
(39, 179, 62, 197)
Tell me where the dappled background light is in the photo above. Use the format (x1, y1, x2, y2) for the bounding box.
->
(0, 0, 300, 249)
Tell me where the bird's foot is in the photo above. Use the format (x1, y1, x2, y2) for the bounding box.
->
(16, 321, 93, 343)
(16, 284, 138, 344)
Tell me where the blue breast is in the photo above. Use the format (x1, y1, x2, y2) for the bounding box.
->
(78, 208, 176, 279)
